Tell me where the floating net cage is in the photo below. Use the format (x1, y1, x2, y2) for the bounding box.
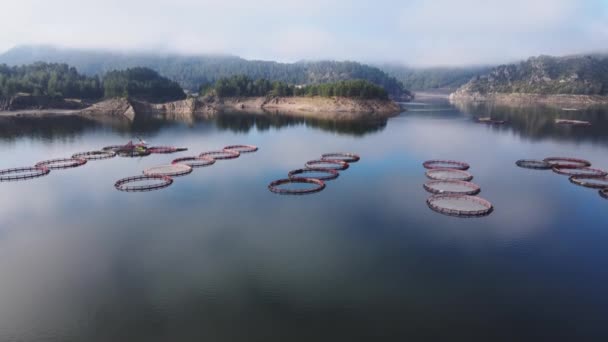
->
(224, 145, 259, 153)
(268, 178, 326, 195)
(172, 156, 215, 168)
(423, 160, 470, 171)
(423, 180, 481, 195)
(288, 168, 339, 181)
(0, 166, 50, 182)
(148, 146, 179, 154)
(552, 166, 607, 177)
(143, 164, 193, 177)
(72, 150, 116, 161)
(321, 152, 360, 163)
(102, 145, 126, 152)
(427, 194, 494, 217)
(425, 168, 473, 181)
(305, 159, 349, 171)
(544, 157, 591, 168)
(175, 147, 188, 152)
(569, 175, 608, 189)
(516, 159, 552, 170)
(200, 150, 240, 160)
(116, 148, 151, 158)
(600, 189, 608, 200)
(115, 175, 173, 192)
(35, 158, 87, 170)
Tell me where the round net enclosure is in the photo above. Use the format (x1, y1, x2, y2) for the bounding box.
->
(516, 159, 552, 170)
(172, 156, 215, 168)
(115, 175, 173, 192)
(148, 146, 179, 154)
(288, 168, 339, 181)
(600, 189, 608, 199)
(544, 157, 591, 168)
(321, 152, 360, 163)
(552, 166, 607, 177)
(200, 150, 240, 160)
(102, 145, 126, 152)
(305, 159, 349, 171)
(268, 178, 326, 195)
(569, 175, 608, 189)
(72, 150, 116, 160)
(423, 180, 481, 195)
(224, 145, 258, 153)
(116, 148, 151, 158)
(143, 164, 193, 177)
(35, 158, 87, 170)
(0, 166, 50, 182)
(425, 168, 473, 181)
(427, 194, 494, 217)
(423, 160, 470, 170)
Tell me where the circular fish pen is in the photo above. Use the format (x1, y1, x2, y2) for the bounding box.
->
(175, 147, 188, 152)
(569, 175, 608, 189)
(321, 152, 360, 163)
(600, 189, 608, 199)
(35, 158, 87, 170)
(72, 150, 116, 160)
(172, 156, 215, 168)
(552, 166, 607, 177)
(516, 159, 552, 170)
(427, 194, 494, 217)
(0, 166, 50, 182)
(423, 180, 481, 195)
(288, 168, 339, 181)
(148, 146, 179, 154)
(423, 160, 470, 170)
(102, 145, 126, 152)
(143, 164, 193, 177)
(544, 157, 591, 168)
(200, 150, 240, 160)
(115, 175, 173, 192)
(116, 148, 151, 158)
(305, 159, 349, 171)
(268, 178, 326, 195)
(425, 168, 473, 181)
(224, 145, 258, 153)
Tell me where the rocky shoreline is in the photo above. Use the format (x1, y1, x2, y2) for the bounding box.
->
(449, 91, 608, 109)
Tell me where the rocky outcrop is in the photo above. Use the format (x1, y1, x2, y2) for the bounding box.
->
(79, 98, 136, 121)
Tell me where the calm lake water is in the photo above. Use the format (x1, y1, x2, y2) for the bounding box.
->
(1, 99, 608, 341)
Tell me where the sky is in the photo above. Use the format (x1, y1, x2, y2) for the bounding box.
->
(0, 0, 606, 66)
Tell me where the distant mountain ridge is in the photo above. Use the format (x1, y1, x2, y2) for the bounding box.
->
(452, 54, 608, 96)
(0, 45, 410, 99)
(378, 64, 493, 91)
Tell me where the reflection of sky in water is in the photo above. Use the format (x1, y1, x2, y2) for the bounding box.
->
(1, 102, 608, 341)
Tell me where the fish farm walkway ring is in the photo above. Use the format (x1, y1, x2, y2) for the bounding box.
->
(268, 178, 326, 195)
(143, 164, 193, 177)
(600, 189, 608, 199)
(305, 159, 349, 171)
(35, 158, 87, 170)
(0, 166, 50, 182)
(321, 153, 360, 163)
(427, 194, 494, 217)
(288, 168, 339, 181)
(172, 156, 215, 168)
(423, 160, 470, 170)
(424, 180, 481, 195)
(544, 157, 591, 168)
(72, 150, 116, 160)
(224, 145, 258, 153)
(569, 175, 608, 189)
(516, 159, 552, 170)
(148, 146, 179, 154)
(200, 150, 240, 160)
(552, 166, 607, 177)
(425, 168, 473, 181)
(115, 175, 173, 192)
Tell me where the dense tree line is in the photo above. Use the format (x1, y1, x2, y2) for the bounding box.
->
(0, 46, 410, 97)
(209, 75, 388, 99)
(0, 62, 102, 98)
(103, 67, 185, 102)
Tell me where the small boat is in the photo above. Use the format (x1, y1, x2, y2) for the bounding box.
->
(555, 119, 591, 126)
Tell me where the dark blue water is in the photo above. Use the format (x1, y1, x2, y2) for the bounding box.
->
(1, 100, 608, 341)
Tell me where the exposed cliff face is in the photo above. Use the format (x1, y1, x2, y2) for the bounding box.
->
(79, 98, 136, 121)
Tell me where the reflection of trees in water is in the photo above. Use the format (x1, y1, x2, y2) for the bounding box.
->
(0, 116, 99, 142)
(213, 112, 388, 137)
(453, 101, 608, 145)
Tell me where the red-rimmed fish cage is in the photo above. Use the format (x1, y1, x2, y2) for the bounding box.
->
(321, 152, 360, 163)
(143, 164, 193, 177)
(200, 150, 241, 160)
(543, 157, 591, 168)
(268, 178, 326, 195)
(223, 145, 259, 153)
(569, 175, 608, 189)
(423, 160, 470, 171)
(288, 168, 339, 181)
(426, 194, 493, 217)
(72, 150, 116, 160)
(425, 168, 473, 181)
(305, 159, 349, 171)
(114, 175, 173, 192)
(172, 156, 216, 168)
(516, 159, 552, 170)
(423, 180, 481, 195)
(0, 166, 50, 182)
(35, 158, 87, 170)
(552, 166, 607, 177)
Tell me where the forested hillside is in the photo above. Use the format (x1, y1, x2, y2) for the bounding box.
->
(379, 64, 493, 90)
